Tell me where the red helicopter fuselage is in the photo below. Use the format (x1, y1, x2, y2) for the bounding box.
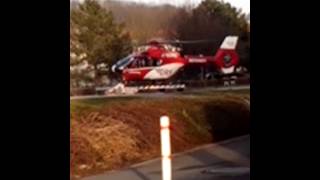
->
(111, 36, 242, 84)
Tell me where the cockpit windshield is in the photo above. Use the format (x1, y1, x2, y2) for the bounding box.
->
(116, 55, 132, 66)
(113, 54, 135, 71)
(112, 54, 136, 72)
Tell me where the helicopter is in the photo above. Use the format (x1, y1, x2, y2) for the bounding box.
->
(111, 35, 246, 90)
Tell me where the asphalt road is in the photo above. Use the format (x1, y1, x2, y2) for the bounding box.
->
(82, 135, 250, 180)
(70, 85, 250, 100)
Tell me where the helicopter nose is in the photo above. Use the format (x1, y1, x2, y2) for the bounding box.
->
(111, 64, 117, 72)
(111, 64, 124, 73)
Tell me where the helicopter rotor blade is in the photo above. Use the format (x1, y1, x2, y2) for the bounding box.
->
(135, 39, 222, 46)
(161, 39, 221, 44)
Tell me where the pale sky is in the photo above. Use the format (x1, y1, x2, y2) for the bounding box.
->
(75, 0, 250, 14)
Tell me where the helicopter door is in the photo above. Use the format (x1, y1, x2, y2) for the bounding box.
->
(129, 57, 147, 68)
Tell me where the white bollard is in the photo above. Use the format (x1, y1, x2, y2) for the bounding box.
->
(160, 116, 172, 180)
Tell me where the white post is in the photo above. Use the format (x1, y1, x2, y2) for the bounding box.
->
(160, 116, 172, 180)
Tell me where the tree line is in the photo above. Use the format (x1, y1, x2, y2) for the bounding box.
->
(70, 0, 250, 88)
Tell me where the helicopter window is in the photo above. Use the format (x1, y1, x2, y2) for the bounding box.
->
(136, 59, 143, 68)
(147, 59, 153, 67)
(128, 57, 147, 68)
(140, 57, 153, 67)
(128, 57, 162, 68)
(153, 59, 159, 66)
(140, 59, 146, 68)
(139, 57, 148, 67)
(115, 55, 134, 69)
(138, 57, 148, 67)
(150, 59, 161, 66)
(129, 59, 138, 68)
(156, 60, 162, 66)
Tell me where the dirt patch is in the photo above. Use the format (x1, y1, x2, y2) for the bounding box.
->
(70, 94, 250, 179)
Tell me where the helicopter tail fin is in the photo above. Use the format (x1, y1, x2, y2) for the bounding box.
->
(213, 36, 240, 74)
(220, 36, 239, 50)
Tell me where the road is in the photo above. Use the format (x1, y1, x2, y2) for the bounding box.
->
(82, 135, 250, 180)
(71, 85, 250, 100)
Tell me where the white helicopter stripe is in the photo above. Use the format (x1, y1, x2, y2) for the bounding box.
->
(143, 63, 184, 80)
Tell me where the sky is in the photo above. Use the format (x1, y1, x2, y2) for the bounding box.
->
(75, 0, 250, 14)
